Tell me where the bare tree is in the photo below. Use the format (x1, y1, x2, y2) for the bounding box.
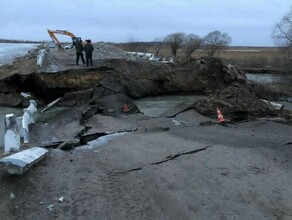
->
(272, 7, 292, 61)
(184, 34, 202, 61)
(164, 32, 185, 57)
(153, 37, 163, 55)
(203, 30, 231, 56)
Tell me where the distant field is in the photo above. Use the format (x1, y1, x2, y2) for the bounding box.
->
(116, 43, 292, 73)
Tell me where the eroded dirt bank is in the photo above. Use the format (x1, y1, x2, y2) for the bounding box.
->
(1, 55, 290, 121)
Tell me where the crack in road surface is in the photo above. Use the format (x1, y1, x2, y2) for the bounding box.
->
(115, 145, 211, 175)
(151, 146, 210, 165)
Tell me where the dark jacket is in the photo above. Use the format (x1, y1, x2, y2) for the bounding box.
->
(84, 43, 94, 55)
(75, 42, 83, 53)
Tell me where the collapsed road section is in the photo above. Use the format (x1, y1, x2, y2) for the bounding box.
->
(1, 47, 290, 121)
(0, 43, 291, 220)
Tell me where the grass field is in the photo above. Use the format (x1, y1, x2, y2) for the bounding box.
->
(116, 43, 292, 73)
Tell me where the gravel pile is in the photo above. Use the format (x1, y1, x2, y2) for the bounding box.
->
(92, 42, 133, 60)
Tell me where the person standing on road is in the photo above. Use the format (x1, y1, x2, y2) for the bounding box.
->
(84, 39, 94, 67)
(75, 40, 85, 65)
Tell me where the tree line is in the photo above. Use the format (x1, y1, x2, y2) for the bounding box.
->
(161, 5, 292, 63)
(0, 39, 41, 44)
(156, 30, 231, 61)
(126, 5, 292, 65)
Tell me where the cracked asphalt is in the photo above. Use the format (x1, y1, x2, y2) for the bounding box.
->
(0, 109, 292, 220)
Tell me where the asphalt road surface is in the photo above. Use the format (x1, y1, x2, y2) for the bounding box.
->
(0, 110, 291, 220)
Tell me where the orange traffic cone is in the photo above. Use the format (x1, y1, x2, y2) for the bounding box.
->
(123, 103, 129, 113)
(216, 107, 225, 123)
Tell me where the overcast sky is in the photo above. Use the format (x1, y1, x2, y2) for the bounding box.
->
(0, 0, 290, 46)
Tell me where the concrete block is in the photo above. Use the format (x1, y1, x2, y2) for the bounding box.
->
(4, 114, 20, 153)
(22, 110, 30, 144)
(262, 99, 284, 111)
(26, 100, 37, 124)
(0, 147, 48, 174)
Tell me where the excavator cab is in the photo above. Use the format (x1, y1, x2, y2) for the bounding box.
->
(72, 37, 82, 46)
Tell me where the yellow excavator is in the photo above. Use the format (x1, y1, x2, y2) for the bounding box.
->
(47, 29, 81, 48)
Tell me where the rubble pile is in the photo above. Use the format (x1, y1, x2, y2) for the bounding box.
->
(193, 86, 279, 121)
(92, 42, 134, 60)
(192, 57, 282, 120)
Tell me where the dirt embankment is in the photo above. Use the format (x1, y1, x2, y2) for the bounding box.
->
(0, 45, 291, 122)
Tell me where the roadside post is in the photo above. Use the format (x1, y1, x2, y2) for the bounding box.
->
(20, 100, 38, 144)
(4, 114, 20, 153)
(37, 49, 47, 67)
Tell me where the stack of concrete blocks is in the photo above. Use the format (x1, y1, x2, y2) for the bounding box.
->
(4, 100, 37, 153)
(126, 51, 174, 63)
(126, 51, 154, 59)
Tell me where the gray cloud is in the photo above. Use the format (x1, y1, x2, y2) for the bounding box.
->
(0, 0, 290, 46)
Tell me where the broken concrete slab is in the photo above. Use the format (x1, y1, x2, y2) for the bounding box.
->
(174, 109, 216, 126)
(84, 115, 139, 135)
(159, 102, 191, 118)
(0, 147, 48, 174)
(138, 126, 169, 133)
(83, 114, 177, 140)
(40, 120, 85, 145)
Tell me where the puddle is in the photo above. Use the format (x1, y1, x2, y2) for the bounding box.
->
(134, 94, 206, 117)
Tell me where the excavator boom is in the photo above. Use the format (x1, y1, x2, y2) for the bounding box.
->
(47, 29, 81, 48)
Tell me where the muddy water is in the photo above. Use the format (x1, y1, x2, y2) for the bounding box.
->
(134, 74, 292, 117)
(134, 94, 207, 117)
(246, 73, 292, 108)
(246, 73, 292, 84)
